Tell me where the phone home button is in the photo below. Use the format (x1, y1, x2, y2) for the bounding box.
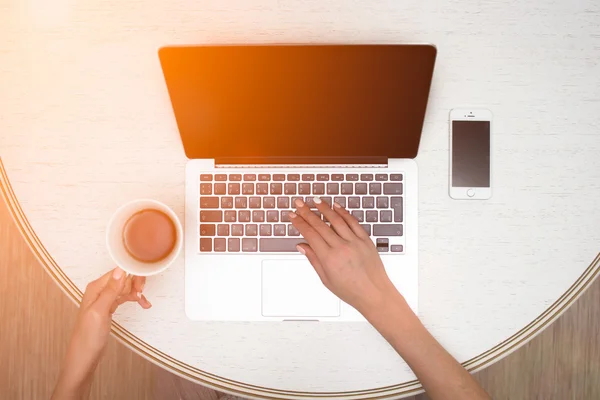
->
(467, 189, 475, 197)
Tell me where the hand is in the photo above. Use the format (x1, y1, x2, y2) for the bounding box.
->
(52, 267, 151, 399)
(289, 197, 398, 315)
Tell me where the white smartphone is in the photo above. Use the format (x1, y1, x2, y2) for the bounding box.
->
(449, 108, 492, 200)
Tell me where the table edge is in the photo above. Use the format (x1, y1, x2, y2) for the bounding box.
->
(1, 158, 598, 400)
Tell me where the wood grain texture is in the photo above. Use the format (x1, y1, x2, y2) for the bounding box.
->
(1, 0, 600, 395)
(1, 195, 599, 399)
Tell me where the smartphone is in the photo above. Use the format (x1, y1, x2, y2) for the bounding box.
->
(449, 108, 492, 199)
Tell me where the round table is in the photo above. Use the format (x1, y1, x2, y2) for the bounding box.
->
(2, 1, 599, 398)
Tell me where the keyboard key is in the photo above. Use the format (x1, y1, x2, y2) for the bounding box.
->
(249, 197, 261, 209)
(260, 224, 272, 236)
(377, 196, 389, 209)
(302, 174, 315, 181)
(242, 238, 258, 252)
(346, 174, 359, 181)
(274, 224, 286, 236)
(259, 174, 271, 181)
(376, 238, 389, 252)
(284, 183, 297, 195)
(361, 174, 373, 181)
(228, 238, 240, 252)
(242, 183, 254, 195)
(366, 210, 378, 222)
(380, 210, 392, 222)
(243, 174, 256, 181)
(291, 196, 304, 207)
(390, 174, 403, 181)
(263, 197, 275, 208)
(317, 174, 329, 181)
(238, 210, 251, 222)
(235, 197, 247, 208)
(199, 224, 215, 236)
(229, 174, 242, 181)
(355, 183, 367, 195)
(321, 196, 332, 206)
(341, 183, 353, 195)
(298, 183, 311, 195)
(383, 183, 403, 195)
(232, 224, 244, 236)
(200, 211, 222, 222)
(287, 174, 300, 181)
(277, 197, 289, 209)
(327, 183, 339, 195)
(304, 197, 316, 208)
(273, 174, 285, 181)
(351, 210, 364, 222)
(228, 183, 240, 195)
(260, 238, 306, 252)
(288, 225, 300, 236)
(200, 183, 212, 195)
(270, 183, 283, 195)
(391, 197, 403, 222)
(214, 238, 226, 252)
(313, 183, 325, 195)
(200, 238, 212, 252)
(245, 224, 258, 236)
(360, 224, 371, 236)
(369, 183, 382, 195)
(375, 174, 388, 181)
(373, 224, 403, 236)
(215, 174, 227, 181)
(391, 245, 404, 252)
(334, 197, 346, 208)
(348, 197, 361, 208)
(224, 210, 236, 222)
(252, 210, 265, 222)
(214, 183, 226, 195)
(217, 196, 231, 208)
(280, 210, 292, 222)
(200, 174, 213, 181)
(331, 174, 344, 181)
(200, 197, 219, 208)
(267, 210, 279, 222)
(256, 183, 268, 195)
(217, 224, 229, 236)
(362, 197, 375, 208)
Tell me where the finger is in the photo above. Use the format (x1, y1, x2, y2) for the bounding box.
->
(93, 267, 127, 313)
(293, 198, 341, 246)
(81, 268, 118, 308)
(132, 276, 146, 294)
(314, 197, 355, 241)
(138, 294, 152, 309)
(296, 243, 328, 286)
(109, 292, 140, 314)
(121, 274, 134, 296)
(334, 202, 370, 239)
(289, 211, 329, 255)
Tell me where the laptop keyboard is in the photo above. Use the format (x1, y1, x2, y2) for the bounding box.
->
(198, 172, 404, 253)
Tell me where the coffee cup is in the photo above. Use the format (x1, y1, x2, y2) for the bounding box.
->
(106, 199, 183, 276)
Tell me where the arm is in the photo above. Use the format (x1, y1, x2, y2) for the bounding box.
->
(290, 197, 490, 400)
(52, 268, 152, 400)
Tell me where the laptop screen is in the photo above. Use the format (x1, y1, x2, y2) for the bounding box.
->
(159, 45, 436, 163)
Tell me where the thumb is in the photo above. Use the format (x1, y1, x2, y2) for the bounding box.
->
(296, 244, 328, 285)
(93, 267, 127, 313)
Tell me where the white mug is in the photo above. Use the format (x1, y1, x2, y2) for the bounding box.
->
(106, 199, 183, 276)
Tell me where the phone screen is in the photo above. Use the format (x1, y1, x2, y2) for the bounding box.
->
(452, 120, 490, 187)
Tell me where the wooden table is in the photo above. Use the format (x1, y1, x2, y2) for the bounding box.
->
(1, 1, 599, 398)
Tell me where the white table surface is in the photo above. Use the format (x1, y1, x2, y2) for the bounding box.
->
(1, 0, 600, 398)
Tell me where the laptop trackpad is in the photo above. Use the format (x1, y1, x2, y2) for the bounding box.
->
(261, 259, 340, 318)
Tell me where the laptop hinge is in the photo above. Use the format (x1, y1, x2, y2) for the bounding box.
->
(215, 156, 387, 167)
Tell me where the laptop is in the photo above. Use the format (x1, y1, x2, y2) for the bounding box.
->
(159, 44, 437, 321)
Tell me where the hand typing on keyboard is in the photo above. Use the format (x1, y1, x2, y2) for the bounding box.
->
(290, 197, 397, 315)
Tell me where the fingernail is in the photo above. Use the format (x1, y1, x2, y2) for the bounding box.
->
(289, 211, 297, 219)
(112, 267, 124, 280)
(313, 196, 322, 204)
(296, 245, 306, 255)
(295, 198, 304, 207)
(333, 201, 342, 208)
